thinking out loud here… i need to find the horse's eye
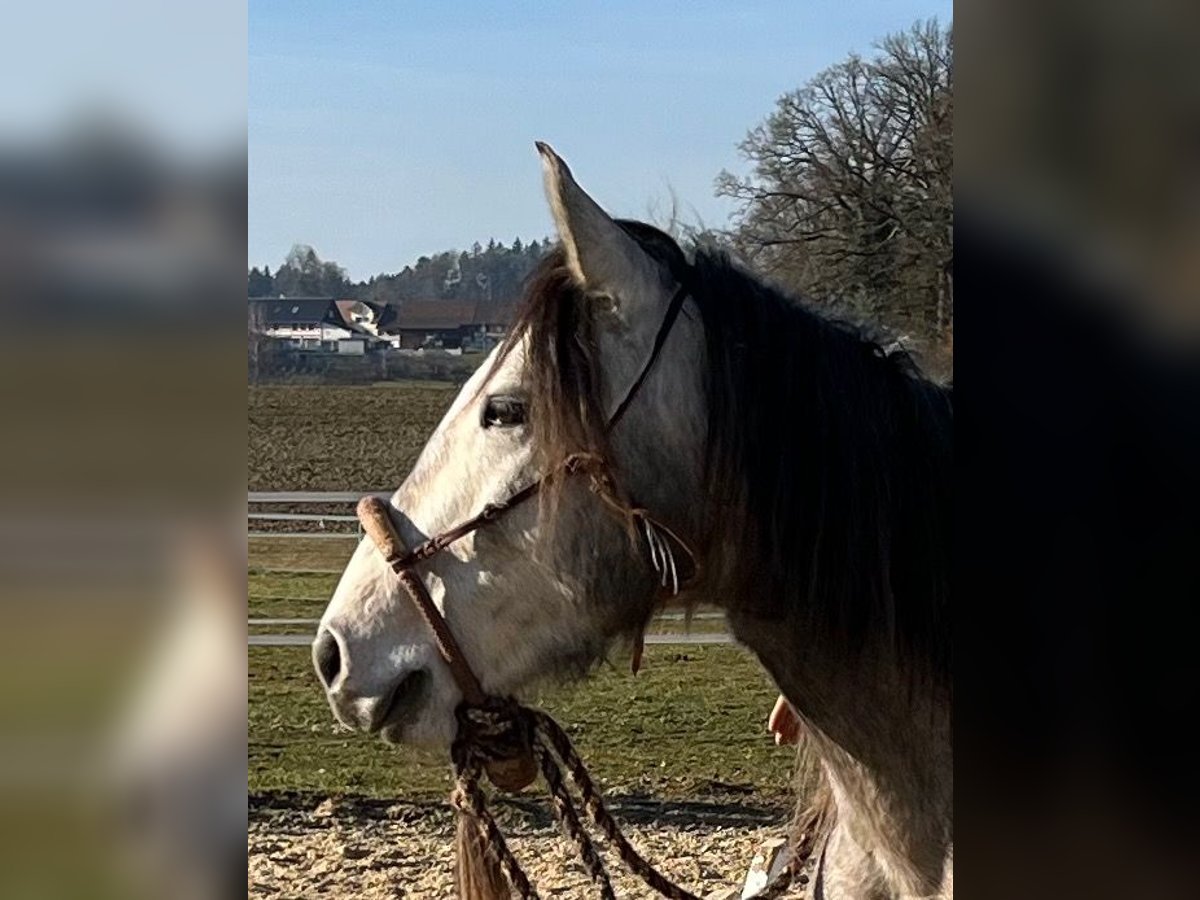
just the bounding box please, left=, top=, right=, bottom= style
left=482, top=395, right=526, bottom=428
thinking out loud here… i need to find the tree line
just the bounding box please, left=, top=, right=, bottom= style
left=251, top=19, right=951, bottom=368
left=248, top=237, right=552, bottom=308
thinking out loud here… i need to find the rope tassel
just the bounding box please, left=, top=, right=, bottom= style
left=641, top=516, right=681, bottom=595
left=454, top=803, right=516, bottom=900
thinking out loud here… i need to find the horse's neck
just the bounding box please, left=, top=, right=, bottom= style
left=730, top=610, right=952, bottom=898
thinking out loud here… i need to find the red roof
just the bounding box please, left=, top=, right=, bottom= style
left=386, top=300, right=478, bottom=331
left=376, top=297, right=519, bottom=333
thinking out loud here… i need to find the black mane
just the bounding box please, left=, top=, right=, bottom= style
left=508, top=222, right=952, bottom=683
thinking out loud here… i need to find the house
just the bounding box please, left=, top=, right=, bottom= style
left=249, top=297, right=387, bottom=352
left=375, top=297, right=519, bottom=351
left=472, top=295, right=518, bottom=349
left=334, top=299, right=381, bottom=331
left=376, top=300, right=482, bottom=350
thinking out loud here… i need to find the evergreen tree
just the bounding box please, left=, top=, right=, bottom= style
left=247, top=265, right=274, bottom=297
left=258, top=237, right=546, bottom=308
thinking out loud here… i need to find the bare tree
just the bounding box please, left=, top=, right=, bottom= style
left=718, top=20, right=952, bottom=352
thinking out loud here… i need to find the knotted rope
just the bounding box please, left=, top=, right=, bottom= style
left=448, top=697, right=802, bottom=900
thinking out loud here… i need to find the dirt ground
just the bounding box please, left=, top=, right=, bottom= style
left=249, top=794, right=804, bottom=899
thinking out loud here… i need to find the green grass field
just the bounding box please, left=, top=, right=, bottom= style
left=250, top=644, right=794, bottom=806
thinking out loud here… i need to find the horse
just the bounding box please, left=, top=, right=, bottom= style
left=314, top=143, right=953, bottom=899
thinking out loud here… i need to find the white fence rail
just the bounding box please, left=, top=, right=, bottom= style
left=247, top=491, right=733, bottom=646
left=248, top=512, right=360, bottom=522
left=251, top=632, right=734, bottom=647
left=247, top=491, right=389, bottom=543
left=248, top=491, right=389, bottom=503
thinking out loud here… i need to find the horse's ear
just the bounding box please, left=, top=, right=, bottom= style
left=536, top=142, right=656, bottom=291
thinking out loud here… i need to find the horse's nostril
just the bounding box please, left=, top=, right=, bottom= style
left=313, top=628, right=342, bottom=689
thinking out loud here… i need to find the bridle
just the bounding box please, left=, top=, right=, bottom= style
left=354, top=275, right=807, bottom=899
left=357, top=275, right=696, bottom=715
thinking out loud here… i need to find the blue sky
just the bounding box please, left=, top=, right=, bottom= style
left=250, top=1, right=951, bottom=281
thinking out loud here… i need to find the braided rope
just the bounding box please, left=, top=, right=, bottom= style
left=450, top=747, right=539, bottom=899
left=450, top=701, right=800, bottom=900
left=532, top=711, right=703, bottom=900
left=532, top=739, right=617, bottom=900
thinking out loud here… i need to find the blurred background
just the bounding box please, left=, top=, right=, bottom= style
left=957, top=3, right=1200, bottom=899
left=0, top=1, right=246, bottom=898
